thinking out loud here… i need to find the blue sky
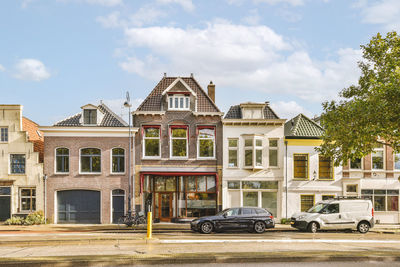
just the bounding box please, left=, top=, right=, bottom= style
left=0, top=0, right=398, bottom=125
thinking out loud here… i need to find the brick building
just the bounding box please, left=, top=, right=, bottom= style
left=133, top=75, right=223, bottom=222
left=40, top=102, right=137, bottom=224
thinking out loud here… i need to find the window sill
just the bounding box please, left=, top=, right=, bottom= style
left=293, top=178, right=309, bottom=181
left=169, top=157, right=189, bottom=160
left=54, top=172, right=69, bottom=175
left=197, top=157, right=216, bottom=160
left=317, top=179, right=334, bottom=181
left=8, top=173, right=26, bottom=176
left=110, top=172, right=125, bottom=175
left=226, top=166, right=239, bottom=169
left=142, top=157, right=161, bottom=160
left=78, top=172, right=102, bottom=175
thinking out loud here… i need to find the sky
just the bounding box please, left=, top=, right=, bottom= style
left=0, top=0, right=399, bottom=125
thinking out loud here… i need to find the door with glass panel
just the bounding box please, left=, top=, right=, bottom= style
left=159, top=193, right=173, bottom=221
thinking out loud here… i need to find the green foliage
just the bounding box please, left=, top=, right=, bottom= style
left=318, top=31, right=400, bottom=165
left=4, top=216, right=24, bottom=225
left=280, top=218, right=291, bottom=224
left=4, top=211, right=46, bottom=225
left=24, top=210, right=46, bottom=225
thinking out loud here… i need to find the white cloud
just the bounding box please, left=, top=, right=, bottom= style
left=156, top=0, right=194, bottom=11
left=270, top=100, right=313, bottom=119
left=97, top=7, right=166, bottom=28
left=357, top=0, right=400, bottom=31
left=13, top=59, right=51, bottom=82
left=97, top=11, right=123, bottom=28
left=101, top=98, right=143, bottom=122
left=119, top=22, right=361, bottom=103
left=241, top=9, right=261, bottom=25
left=255, top=0, right=304, bottom=6
left=0, top=64, right=5, bottom=72
left=57, top=0, right=122, bottom=7
left=21, top=0, right=35, bottom=8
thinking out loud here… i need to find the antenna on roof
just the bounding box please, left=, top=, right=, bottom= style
left=164, top=72, right=167, bottom=77
left=190, top=73, right=193, bottom=78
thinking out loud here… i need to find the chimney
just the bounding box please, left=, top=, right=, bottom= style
left=207, top=81, right=215, bottom=103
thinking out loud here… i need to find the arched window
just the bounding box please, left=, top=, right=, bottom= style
left=112, top=148, right=125, bottom=173
left=56, top=148, right=69, bottom=173
left=80, top=148, right=101, bottom=173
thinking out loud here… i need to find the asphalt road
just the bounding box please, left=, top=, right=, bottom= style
left=0, top=229, right=399, bottom=266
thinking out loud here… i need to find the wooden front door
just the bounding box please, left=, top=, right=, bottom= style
left=159, top=193, right=173, bottom=221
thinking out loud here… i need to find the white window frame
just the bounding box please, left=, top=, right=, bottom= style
left=243, top=136, right=263, bottom=169
left=227, top=138, right=239, bottom=168
left=349, top=157, right=363, bottom=170
left=168, top=94, right=190, bottom=110
left=79, top=147, right=102, bottom=174
left=372, top=145, right=385, bottom=170
left=19, top=187, right=36, bottom=213
left=83, top=109, right=97, bottom=125
left=197, top=127, right=216, bottom=160
left=110, top=147, right=125, bottom=174
left=0, top=127, right=8, bottom=143
left=254, top=138, right=263, bottom=168
left=394, top=152, right=400, bottom=170
left=244, top=138, right=254, bottom=168
left=55, top=147, right=69, bottom=174
left=142, top=126, right=161, bottom=159
left=170, top=127, right=188, bottom=159
left=268, top=139, right=278, bottom=168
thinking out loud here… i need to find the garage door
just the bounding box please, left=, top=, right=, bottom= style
left=57, top=190, right=100, bottom=224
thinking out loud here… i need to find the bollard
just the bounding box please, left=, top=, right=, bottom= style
left=147, top=211, right=152, bottom=239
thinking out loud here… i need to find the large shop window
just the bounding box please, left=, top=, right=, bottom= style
left=20, top=188, right=36, bottom=212
left=372, top=144, right=384, bottom=170
left=80, top=148, right=101, bottom=173
left=244, top=138, right=263, bottom=168
left=300, top=195, right=315, bottom=212
left=170, top=127, right=188, bottom=158
left=10, top=154, right=25, bottom=174
left=56, top=148, right=69, bottom=173
left=111, top=148, right=125, bottom=173
left=197, top=127, right=215, bottom=159
left=227, top=180, right=278, bottom=216
left=143, top=126, right=160, bottom=158
left=362, top=189, right=399, bottom=212
left=0, top=127, right=8, bottom=142
left=319, top=155, right=333, bottom=180
left=294, top=154, right=308, bottom=179
left=228, top=139, right=238, bottom=167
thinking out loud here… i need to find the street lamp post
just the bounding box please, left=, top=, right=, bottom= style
left=124, top=92, right=133, bottom=219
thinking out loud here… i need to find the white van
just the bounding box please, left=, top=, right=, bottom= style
left=290, top=199, right=374, bottom=233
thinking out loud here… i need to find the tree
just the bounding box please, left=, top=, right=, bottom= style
left=318, top=31, right=400, bottom=166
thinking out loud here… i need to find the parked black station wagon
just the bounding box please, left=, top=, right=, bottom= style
left=190, top=207, right=275, bottom=234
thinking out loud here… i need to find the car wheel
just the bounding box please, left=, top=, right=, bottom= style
left=254, top=221, right=266, bottom=233
left=357, top=222, right=370, bottom=234
left=200, top=222, right=213, bottom=234
left=308, top=222, right=318, bottom=233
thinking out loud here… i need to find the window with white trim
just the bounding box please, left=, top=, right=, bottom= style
left=56, top=148, right=69, bottom=173
left=255, top=139, right=263, bottom=167
left=80, top=148, right=101, bottom=173
left=168, top=94, right=190, bottom=110
left=197, top=127, right=215, bottom=158
left=372, top=144, right=384, bottom=170
left=112, top=148, right=125, bottom=173
left=0, top=127, right=8, bottom=142
left=268, top=139, right=278, bottom=167
left=143, top=127, right=161, bottom=158
left=20, top=188, right=36, bottom=212
left=244, top=137, right=263, bottom=168
left=228, top=139, right=238, bottom=167
left=170, top=127, right=188, bottom=158
left=394, top=153, right=400, bottom=170
left=83, top=109, right=97, bottom=125
left=244, top=139, right=253, bottom=167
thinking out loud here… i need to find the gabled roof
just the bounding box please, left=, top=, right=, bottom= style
left=136, top=77, right=220, bottom=112
left=224, top=103, right=280, bottom=119
left=284, top=113, right=324, bottom=138
left=54, top=103, right=127, bottom=127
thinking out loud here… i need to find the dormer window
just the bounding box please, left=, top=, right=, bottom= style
left=83, top=109, right=97, bottom=125
left=168, top=94, right=190, bottom=110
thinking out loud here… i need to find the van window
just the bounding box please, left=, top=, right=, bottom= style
left=324, top=204, right=339, bottom=214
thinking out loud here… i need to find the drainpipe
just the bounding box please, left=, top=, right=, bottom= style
left=43, top=174, right=47, bottom=223
left=285, top=140, right=288, bottom=219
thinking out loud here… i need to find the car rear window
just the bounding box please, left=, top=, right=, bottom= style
left=256, top=208, right=269, bottom=215
left=242, top=208, right=256, bottom=215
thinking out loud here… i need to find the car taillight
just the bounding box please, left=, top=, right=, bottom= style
left=372, top=208, right=374, bottom=217
left=270, top=215, right=274, bottom=219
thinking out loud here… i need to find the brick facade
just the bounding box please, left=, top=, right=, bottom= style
left=44, top=136, right=130, bottom=224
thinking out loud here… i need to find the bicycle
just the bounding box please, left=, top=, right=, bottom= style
left=117, top=211, right=147, bottom=227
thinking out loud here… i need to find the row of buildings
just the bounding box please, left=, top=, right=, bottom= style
left=1, top=75, right=399, bottom=224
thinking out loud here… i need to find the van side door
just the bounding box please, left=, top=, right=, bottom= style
left=319, top=204, right=344, bottom=229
